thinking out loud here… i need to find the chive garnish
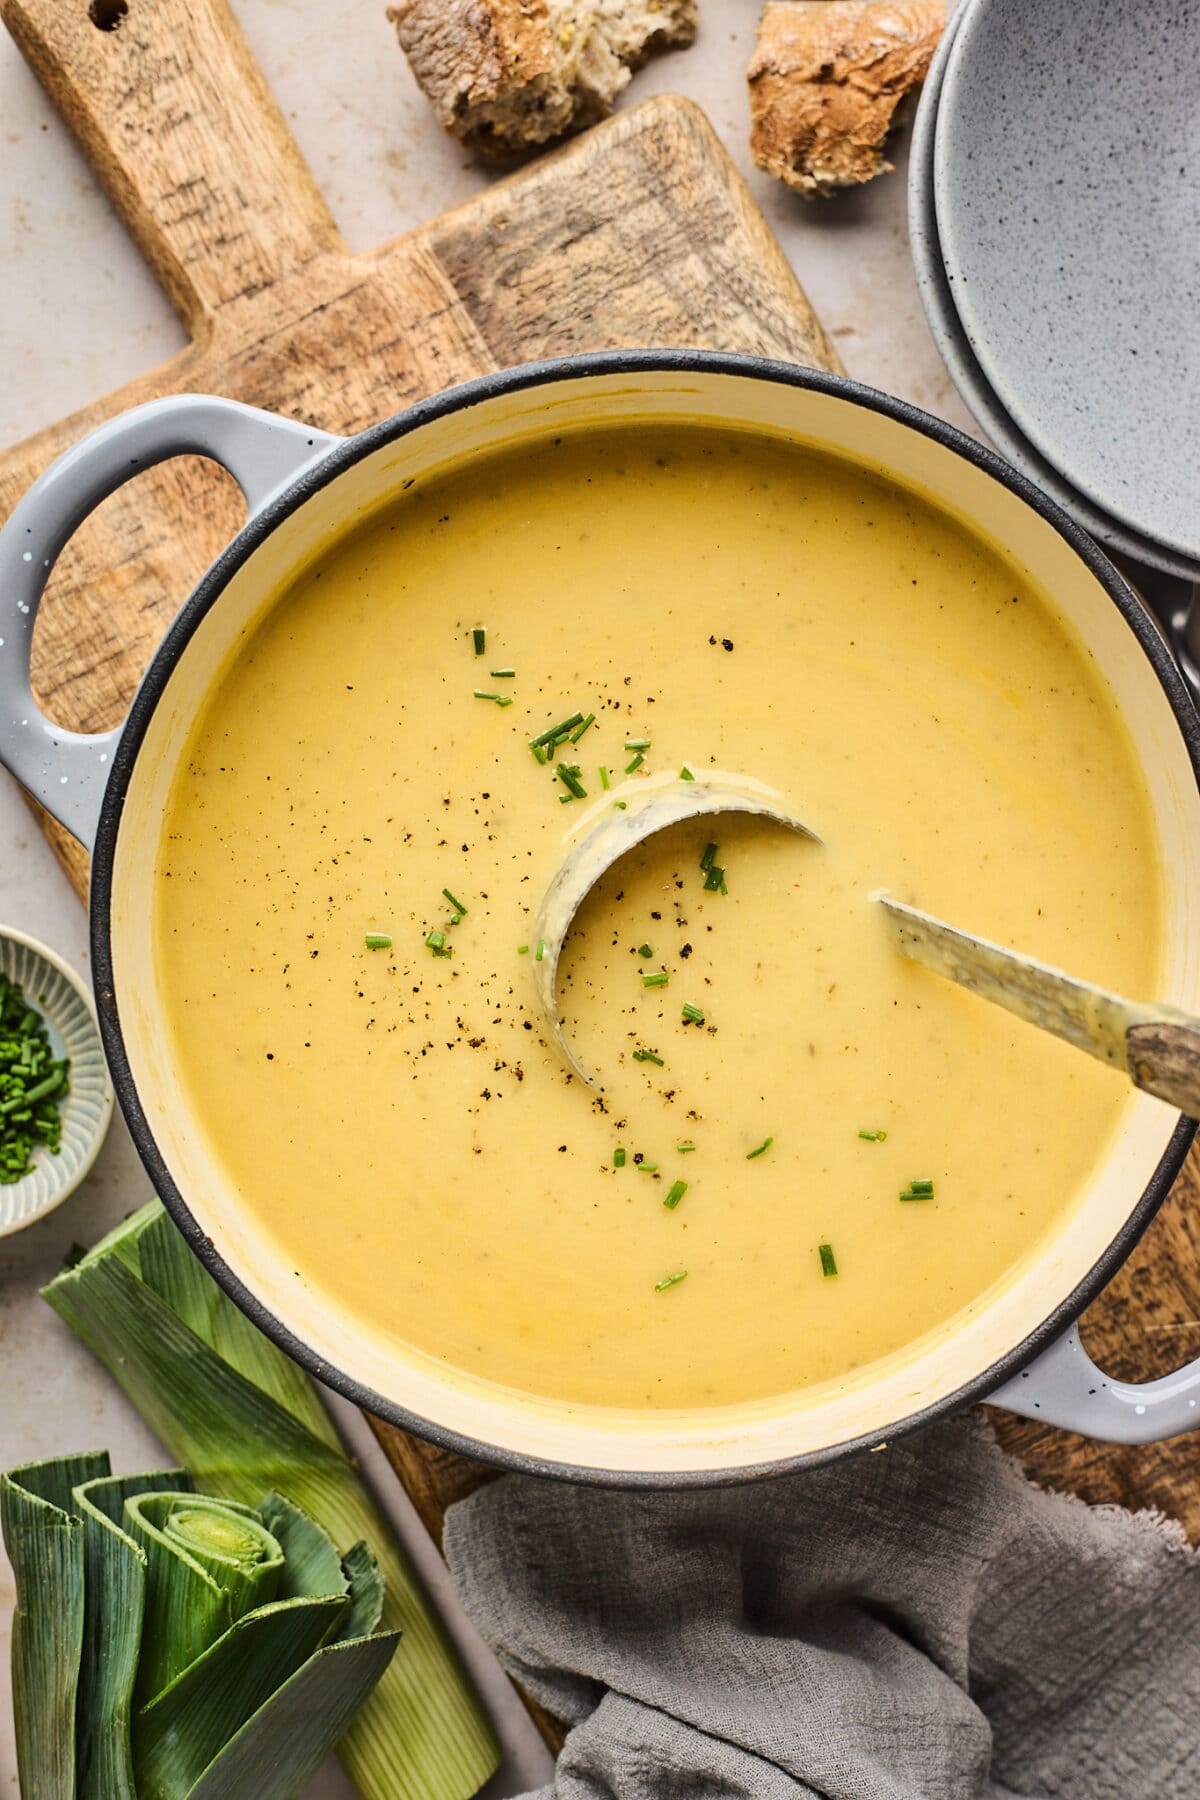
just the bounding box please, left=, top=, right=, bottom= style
left=676, top=1140, right=697, bottom=1153
left=472, top=627, right=486, bottom=655
left=633, top=1049, right=664, bottom=1066
left=364, top=932, right=392, bottom=951
left=614, top=1147, right=626, bottom=1168
left=530, top=713, right=584, bottom=749
left=625, top=739, right=651, bottom=752
left=557, top=764, right=587, bottom=799
left=531, top=743, right=548, bottom=765
left=681, top=1002, right=704, bottom=1025
left=624, top=751, right=645, bottom=774
left=703, top=864, right=726, bottom=893
left=639, top=1162, right=659, bottom=1174
left=641, top=971, right=669, bottom=989
left=424, top=930, right=451, bottom=958
left=679, top=765, right=695, bottom=780
left=442, top=888, right=467, bottom=916
left=473, top=690, right=512, bottom=706
left=490, top=668, right=516, bottom=679
left=599, top=766, right=611, bottom=790
left=664, top=1179, right=688, bottom=1210
left=517, top=944, right=529, bottom=955
left=819, top=1243, right=838, bottom=1278
left=700, top=843, right=718, bottom=873
left=746, top=1136, right=773, bottom=1160
left=570, top=713, right=596, bottom=744
left=613, top=800, right=628, bottom=810
left=535, top=940, right=547, bottom=962
left=900, top=1177, right=935, bottom=1201
left=638, top=943, right=654, bottom=958
left=654, top=1271, right=688, bottom=1292
left=858, top=1128, right=888, bottom=1141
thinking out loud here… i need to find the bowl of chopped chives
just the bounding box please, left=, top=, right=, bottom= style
left=0, top=927, right=113, bottom=1235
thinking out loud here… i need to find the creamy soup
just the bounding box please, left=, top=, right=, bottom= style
left=155, top=423, right=1161, bottom=1410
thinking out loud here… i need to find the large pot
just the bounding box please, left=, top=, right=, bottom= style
left=4, top=352, right=1200, bottom=1483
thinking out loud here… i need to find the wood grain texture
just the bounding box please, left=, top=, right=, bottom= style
left=3, top=0, right=1200, bottom=1568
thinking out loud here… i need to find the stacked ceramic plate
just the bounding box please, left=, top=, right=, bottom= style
left=910, top=0, right=1200, bottom=584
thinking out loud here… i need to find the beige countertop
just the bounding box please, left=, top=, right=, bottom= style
left=0, top=4, right=974, bottom=1793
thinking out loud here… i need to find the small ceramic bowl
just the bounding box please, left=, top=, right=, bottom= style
left=0, top=926, right=114, bottom=1236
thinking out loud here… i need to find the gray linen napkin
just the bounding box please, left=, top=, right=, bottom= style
left=444, top=1413, right=1200, bottom=1799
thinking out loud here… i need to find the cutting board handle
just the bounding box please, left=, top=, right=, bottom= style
left=2, top=0, right=346, bottom=335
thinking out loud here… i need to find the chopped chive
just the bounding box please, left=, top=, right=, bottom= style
left=700, top=842, right=718, bottom=873
left=517, top=944, right=529, bottom=955
left=472, top=627, right=486, bottom=656
left=654, top=1271, right=688, bottom=1293
left=676, top=1140, right=697, bottom=1153
left=681, top=1002, right=705, bottom=1025
left=639, top=1162, right=659, bottom=1174
left=703, top=864, right=726, bottom=893
left=858, top=1129, right=879, bottom=1141
left=818, top=1243, right=838, bottom=1278
left=613, top=801, right=628, bottom=810
left=637, top=943, right=654, bottom=958
left=557, top=763, right=587, bottom=799
left=490, top=668, right=516, bottom=679
left=474, top=690, right=512, bottom=706
left=624, top=751, right=645, bottom=774
left=442, top=888, right=468, bottom=916
left=364, top=932, right=392, bottom=951
left=599, top=766, right=611, bottom=790
left=679, top=765, right=695, bottom=780
left=633, top=1049, right=664, bottom=1066
left=663, top=1179, right=688, bottom=1210
left=625, top=738, right=651, bottom=752
left=614, top=1147, right=627, bottom=1168
left=531, top=743, right=548, bottom=764
left=424, top=930, right=451, bottom=958
left=535, top=940, right=547, bottom=962
left=746, top=1136, right=774, bottom=1160
left=530, top=713, right=584, bottom=748
left=569, top=713, right=596, bottom=744
left=641, top=971, right=669, bottom=989
left=910, top=1177, right=934, bottom=1193
left=559, top=794, right=575, bottom=804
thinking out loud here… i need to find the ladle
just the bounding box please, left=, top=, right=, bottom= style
left=530, top=776, right=1200, bottom=1116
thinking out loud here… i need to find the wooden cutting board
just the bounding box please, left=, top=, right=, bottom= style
left=3, top=0, right=1199, bottom=1570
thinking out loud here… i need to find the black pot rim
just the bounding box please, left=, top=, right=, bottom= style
left=89, top=349, right=1200, bottom=1489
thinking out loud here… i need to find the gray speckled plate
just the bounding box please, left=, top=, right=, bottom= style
left=0, top=927, right=113, bottom=1236
left=933, top=0, right=1200, bottom=564
left=909, top=5, right=1200, bottom=582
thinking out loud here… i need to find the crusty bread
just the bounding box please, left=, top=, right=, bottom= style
left=748, top=1, right=945, bottom=198
left=388, top=0, right=698, bottom=155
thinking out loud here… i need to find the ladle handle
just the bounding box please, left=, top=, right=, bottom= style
left=990, top=1325, right=1200, bottom=1444
left=0, top=395, right=341, bottom=851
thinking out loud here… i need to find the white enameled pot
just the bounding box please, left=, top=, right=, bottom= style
left=4, top=354, right=1200, bottom=1483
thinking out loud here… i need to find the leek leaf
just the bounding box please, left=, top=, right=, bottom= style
left=1, top=1454, right=104, bottom=1800
left=134, top=1595, right=348, bottom=1799
left=73, top=1469, right=189, bottom=1800
left=44, top=1202, right=502, bottom=1800
left=186, top=1629, right=400, bottom=1800
left=124, top=1493, right=284, bottom=1704
left=258, top=1489, right=348, bottom=1607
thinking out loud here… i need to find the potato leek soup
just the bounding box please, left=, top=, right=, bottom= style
left=155, top=423, right=1161, bottom=1412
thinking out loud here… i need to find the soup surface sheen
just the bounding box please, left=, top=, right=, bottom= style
left=156, top=423, right=1161, bottom=1411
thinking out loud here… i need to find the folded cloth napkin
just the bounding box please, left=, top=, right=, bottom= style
left=444, top=1413, right=1200, bottom=1799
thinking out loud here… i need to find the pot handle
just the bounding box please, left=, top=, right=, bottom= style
left=989, top=1323, right=1200, bottom=1443
left=0, top=395, right=343, bottom=852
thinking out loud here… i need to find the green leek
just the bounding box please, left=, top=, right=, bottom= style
left=1, top=1454, right=397, bottom=1800
left=41, top=1203, right=500, bottom=1800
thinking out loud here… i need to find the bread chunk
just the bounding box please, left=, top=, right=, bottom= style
left=388, top=0, right=698, bottom=155
left=748, top=1, right=945, bottom=198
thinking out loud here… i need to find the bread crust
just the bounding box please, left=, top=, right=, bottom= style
left=748, top=0, right=946, bottom=198
left=388, top=0, right=698, bottom=155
